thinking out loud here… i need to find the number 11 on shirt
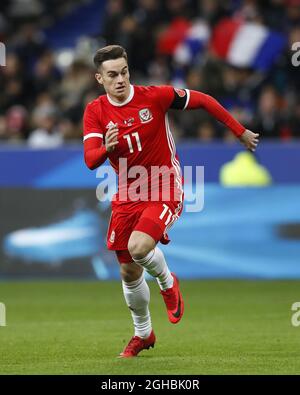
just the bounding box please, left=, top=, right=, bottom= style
left=123, top=131, right=142, bottom=153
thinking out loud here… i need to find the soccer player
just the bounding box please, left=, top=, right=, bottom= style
left=83, top=45, right=259, bottom=358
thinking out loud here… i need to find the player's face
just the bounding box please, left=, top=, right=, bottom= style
left=95, top=58, right=130, bottom=103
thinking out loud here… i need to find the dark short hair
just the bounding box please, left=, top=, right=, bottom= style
left=93, top=45, right=128, bottom=71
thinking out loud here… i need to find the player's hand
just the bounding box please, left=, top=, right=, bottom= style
left=239, top=129, right=260, bottom=152
left=105, top=125, right=119, bottom=152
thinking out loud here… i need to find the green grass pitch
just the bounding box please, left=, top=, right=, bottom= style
left=0, top=280, right=299, bottom=374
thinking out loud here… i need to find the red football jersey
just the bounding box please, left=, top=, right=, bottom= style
left=83, top=85, right=183, bottom=208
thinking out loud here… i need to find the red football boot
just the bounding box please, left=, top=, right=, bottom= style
left=119, top=330, right=156, bottom=358
left=160, top=273, right=184, bottom=324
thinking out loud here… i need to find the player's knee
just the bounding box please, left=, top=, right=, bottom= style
left=120, top=263, right=143, bottom=283
left=127, top=240, right=150, bottom=260
left=128, top=232, right=155, bottom=260
left=120, top=267, right=134, bottom=283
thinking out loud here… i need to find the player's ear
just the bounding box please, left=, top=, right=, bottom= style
left=95, top=73, right=103, bottom=85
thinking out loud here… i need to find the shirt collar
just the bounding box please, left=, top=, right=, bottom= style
left=107, top=84, right=134, bottom=107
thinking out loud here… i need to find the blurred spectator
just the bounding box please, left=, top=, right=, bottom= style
left=284, top=95, right=300, bottom=139
left=197, top=0, right=227, bottom=26
left=286, top=0, right=300, bottom=27
left=162, top=0, right=193, bottom=21
left=102, top=0, right=127, bottom=45
left=58, top=118, right=81, bottom=142
left=130, top=0, right=164, bottom=75
left=6, top=105, right=29, bottom=141
left=0, top=116, right=6, bottom=140
left=28, top=103, right=62, bottom=148
left=196, top=121, right=216, bottom=141
left=13, top=22, right=48, bottom=74
left=0, top=0, right=299, bottom=146
left=7, top=0, right=43, bottom=21
left=58, top=60, right=94, bottom=113
left=0, top=53, right=29, bottom=111
left=252, top=85, right=284, bottom=138
left=33, top=51, right=61, bottom=95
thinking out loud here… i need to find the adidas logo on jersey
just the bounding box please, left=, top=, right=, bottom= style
left=106, top=121, right=117, bottom=129
left=124, top=117, right=134, bottom=126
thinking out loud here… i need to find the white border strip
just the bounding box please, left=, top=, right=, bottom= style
left=83, top=133, right=103, bottom=141
left=183, top=89, right=190, bottom=110
left=164, top=114, right=184, bottom=234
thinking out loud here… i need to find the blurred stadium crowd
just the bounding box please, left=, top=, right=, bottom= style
left=0, top=0, right=299, bottom=147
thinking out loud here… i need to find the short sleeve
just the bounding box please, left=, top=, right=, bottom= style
left=151, top=85, right=175, bottom=112
left=83, top=102, right=103, bottom=140
left=83, top=101, right=107, bottom=169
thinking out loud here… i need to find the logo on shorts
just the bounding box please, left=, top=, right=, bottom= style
left=109, top=230, right=115, bottom=243
left=139, top=108, right=153, bottom=123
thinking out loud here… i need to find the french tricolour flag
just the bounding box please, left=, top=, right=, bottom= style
left=172, top=20, right=210, bottom=85
left=174, top=20, right=210, bottom=66
left=211, top=18, right=287, bottom=72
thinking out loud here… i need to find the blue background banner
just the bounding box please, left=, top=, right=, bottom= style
left=0, top=142, right=299, bottom=279
left=163, top=184, right=300, bottom=279
left=1, top=141, right=300, bottom=187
